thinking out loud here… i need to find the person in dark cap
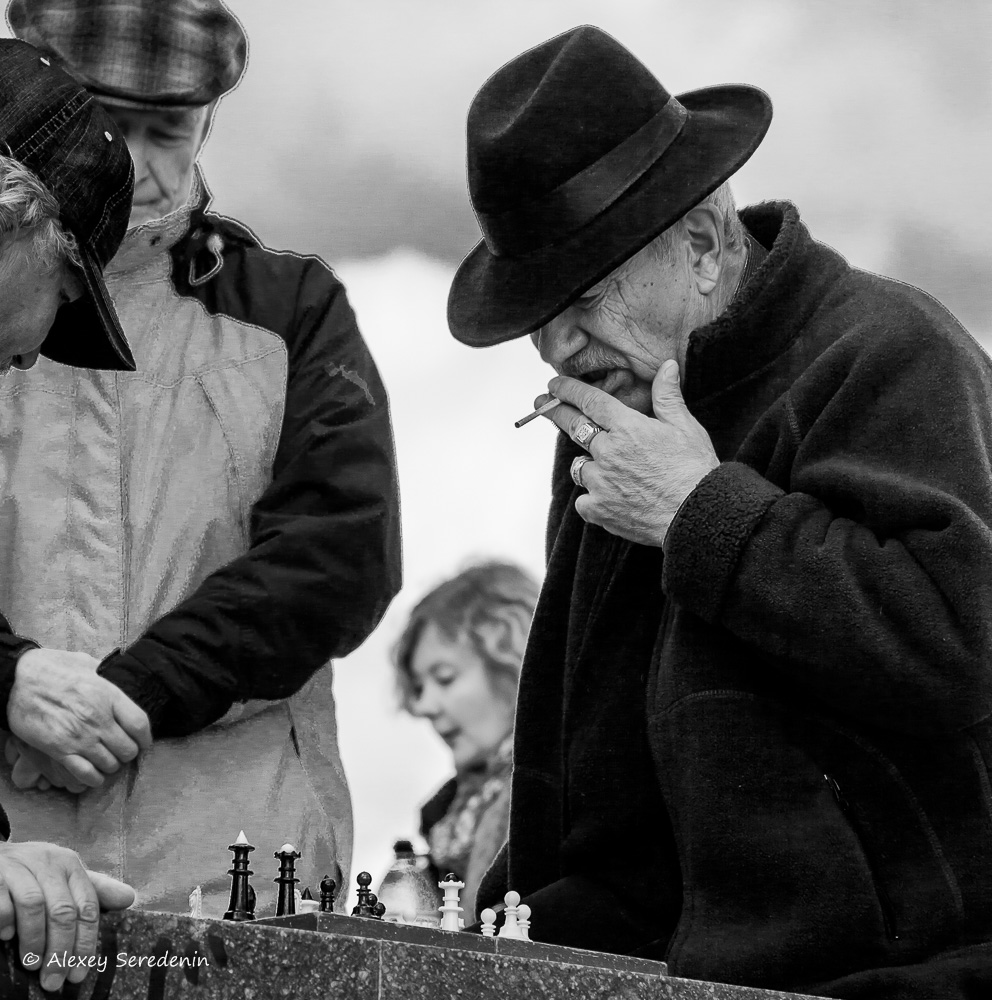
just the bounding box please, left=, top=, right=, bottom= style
left=0, top=35, right=140, bottom=994
left=451, top=25, right=992, bottom=1000
left=0, top=0, right=401, bottom=917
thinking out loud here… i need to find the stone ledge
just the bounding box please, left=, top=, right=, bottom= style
left=0, top=908, right=828, bottom=999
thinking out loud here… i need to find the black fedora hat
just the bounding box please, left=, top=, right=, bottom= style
left=448, top=25, right=772, bottom=347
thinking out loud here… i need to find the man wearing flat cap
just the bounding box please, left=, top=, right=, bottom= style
left=451, top=25, right=992, bottom=1000
left=0, top=36, right=143, bottom=991
left=0, top=0, right=402, bottom=916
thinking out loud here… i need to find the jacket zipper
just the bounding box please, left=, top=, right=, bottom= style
left=824, top=773, right=898, bottom=940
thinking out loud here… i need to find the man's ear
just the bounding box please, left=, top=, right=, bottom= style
left=683, top=205, right=723, bottom=296
left=195, top=100, right=219, bottom=158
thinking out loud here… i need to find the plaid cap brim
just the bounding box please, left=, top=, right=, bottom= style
left=85, top=90, right=204, bottom=112
left=40, top=244, right=135, bottom=371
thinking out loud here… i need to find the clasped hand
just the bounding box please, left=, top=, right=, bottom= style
left=540, top=361, right=719, bottom=546
left=4, top=648, right=151, bottom=792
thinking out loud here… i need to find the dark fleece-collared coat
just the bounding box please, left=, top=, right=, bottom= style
left=479, top=202, right=992, bottom=1000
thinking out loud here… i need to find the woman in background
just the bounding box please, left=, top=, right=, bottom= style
left=392, top=561, right=540, bottom=917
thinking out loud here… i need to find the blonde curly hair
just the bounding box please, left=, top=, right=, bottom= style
left=393, top=561, right=541, bottom=712
left=0, top=154, right=80, bottom=273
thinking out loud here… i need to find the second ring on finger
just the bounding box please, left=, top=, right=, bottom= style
left=570, top=455, right=593, bottom=488
left=573, top=420, right=604, bottom=449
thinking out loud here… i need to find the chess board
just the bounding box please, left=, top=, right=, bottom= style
left=0, top=908, right=830, bottom=999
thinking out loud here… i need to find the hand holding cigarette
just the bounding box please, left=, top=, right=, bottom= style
left=514, top=397, right=561, bottom=428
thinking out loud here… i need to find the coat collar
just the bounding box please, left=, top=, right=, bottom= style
left=681, top=201, right=847, bottom=407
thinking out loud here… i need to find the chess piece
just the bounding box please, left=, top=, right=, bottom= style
left=498, top=890, right=522, bottom=939
left=319, top=875, right=337, bottom=912
left=480, top=907, right=497, bottom=938
left=223, top=831, right=256, bottom=922
left=274, top=844, right=302, bottom=917
left=246, top=884, right=257, bottom=919
left=188, top=885, right=203, bottom=919
left=352, top=872, right=375, bottom=917
left=298, top=886, right=320, bottom=914
left=377, top=839, right=442, bottom=925
left=438, top=872, right=465, bottom=932
left=517, top=903, right=532, bottom=941
left=367, top=892, right=384, bottom=920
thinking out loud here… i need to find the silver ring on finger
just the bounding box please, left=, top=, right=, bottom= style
left=573, top=421, right=604, bottom=448
left=570, top=455, right=592, bottom=488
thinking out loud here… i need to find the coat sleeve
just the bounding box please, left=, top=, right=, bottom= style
left=0, top=613, right=39, bottom=731
left=663, top=311, right=992, bottom=736
left=98, top=273, right=402, bottom=738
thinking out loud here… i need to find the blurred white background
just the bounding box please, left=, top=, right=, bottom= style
left=7, top=0, right=990, bottom=906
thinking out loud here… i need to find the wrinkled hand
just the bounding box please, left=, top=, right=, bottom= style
left=8, top=649, right=152, bottom=789
left=3, top=736, right=87, bottom=794
left=0, top=841, right=134, bottom=992
left=543, top=361, right=719, bottom=546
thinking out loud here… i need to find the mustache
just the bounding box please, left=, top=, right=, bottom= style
left=557, top=352, right=627, bottom=378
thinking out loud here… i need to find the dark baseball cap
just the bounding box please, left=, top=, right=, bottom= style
left=0, top=37, right=135, bottom=370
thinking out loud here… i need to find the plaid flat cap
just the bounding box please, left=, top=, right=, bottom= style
left=7, top=0, right=247, bottom=108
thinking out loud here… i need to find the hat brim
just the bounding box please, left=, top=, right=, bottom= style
left=90, top=91, right=209, bottom=113
left=39, top=243, right=136, bottom=371
left=448, top=85, right=773, bottom=347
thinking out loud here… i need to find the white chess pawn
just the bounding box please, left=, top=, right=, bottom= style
left=498, top=890, right=522, bottom=939
left=438, top=873, right=465, bottom=932
left=516, top=903, right=531, bottom=941
left=480, top=907, right=497, bottom=938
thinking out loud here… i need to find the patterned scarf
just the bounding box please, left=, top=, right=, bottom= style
left=428, top=734, right=514, bottom=879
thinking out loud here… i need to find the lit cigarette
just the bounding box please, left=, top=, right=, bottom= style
left=514, top=397, right=561, bottom=428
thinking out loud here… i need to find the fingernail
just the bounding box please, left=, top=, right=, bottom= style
left=663, top=360, right=679, bottom=380
left=41, top=973, right=63, bottom=992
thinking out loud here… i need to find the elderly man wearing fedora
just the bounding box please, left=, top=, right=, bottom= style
left=451, top=25, right=992, bottom=1000
left=0, top=0, right=402, bottom=917
left=0, top=36, right=143, bottom=991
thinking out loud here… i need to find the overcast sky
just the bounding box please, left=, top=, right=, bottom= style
left=195, top=0, right=991, bottom=330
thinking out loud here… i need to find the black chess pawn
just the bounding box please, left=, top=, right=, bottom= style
left=352, top=871, right=375, bottom=917
left=274, top=844, right=302, bottom=917
left=319, top=875, right=337, bottom=913
left=223, top=831, right=256, bottom=922
left=371, top=900, right=386, bottom=919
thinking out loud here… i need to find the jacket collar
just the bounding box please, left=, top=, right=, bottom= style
left=681, top=201, right=847, bottom=407
left=104, top=167, right=210, bottom=278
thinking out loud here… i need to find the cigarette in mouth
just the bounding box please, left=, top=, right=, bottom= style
left=514, top=397, right=561, bottom=428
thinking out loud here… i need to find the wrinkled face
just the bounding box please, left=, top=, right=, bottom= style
left=0, top=236, right=83, bottom=374
left=530, top=238, right=699, bottom=414
left=407, top=622, right=516, bottom=771
left=99, top=105, right=209, bottom=226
